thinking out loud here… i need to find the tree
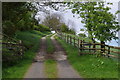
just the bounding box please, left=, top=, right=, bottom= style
left=71, top=2, right=120, bottom=52
left=42, top=14, right=63, bottom=32
left=2, top=2, right=38, bottom=36
left=60, top=24, right=75, bottom=34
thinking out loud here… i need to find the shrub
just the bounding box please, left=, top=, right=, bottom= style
left=34, top=24, right=50, bottom=32
left=3, top=21, right=16, bottom=36
left=78, top=33, right=86, bottom=38
left=38, top=24, right=50, bottom=32
left=60, top=24, right=75, bottom=34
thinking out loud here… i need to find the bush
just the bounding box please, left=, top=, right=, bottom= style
left=60, top=24, right=75, bottom=34
left=78, top=33, right=86, bottom=38
left=2, top=48, right=21, bottom=67
left=34, top=24, right=50, bottom=32
left=38, top=24, right=50, bottom=32
left=60, top=24, right=68, bottom=32
left=3, top=21, right=16, bottom=36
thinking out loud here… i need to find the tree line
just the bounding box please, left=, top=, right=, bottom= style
left=2, top=2, right=51, bottom=37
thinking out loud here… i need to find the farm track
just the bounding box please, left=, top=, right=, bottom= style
left=24, top=37, right=46, bottom=78
left=24, top=34, right=82, bottom=78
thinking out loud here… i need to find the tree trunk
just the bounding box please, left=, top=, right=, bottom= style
left=92, top=38, right=95, bottom=48
left=101, top=41, right=105, bottom=53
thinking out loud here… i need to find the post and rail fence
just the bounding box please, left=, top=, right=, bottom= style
left=1, top=34, right=26, bottom=57
left=57, top=32, right=120, bottom=58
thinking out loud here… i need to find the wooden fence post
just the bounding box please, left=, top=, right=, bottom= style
left=63, top=33, right=65, bottom=40
left=108, top=46, right=110, bottom=57
left=69, top=35, right=70, bottom=44
left=74, top=37, right=75, bottom=47
left=101, top=42, right=105, bottom=53
left=67, top=35, right=69, bottom=43
left=78, top=38, right=79, bottom=48
left=60, top=33, right=62, bottom=39
left=70, top=36, right=71, bottom=44
left=68, top=35, right=70, bottom=44
left=19, top=40, right=23, bottom=56
left=89, top=42, right=91, bottom=52
left=94, top=44, right=96, bottom=53
left=71, top=36, right=73, bottom=45
left=82, top=40, right=85, bottom=48
left=65, top=34, right=67, bottom=42
left=80, top=40, right=83, bottom=51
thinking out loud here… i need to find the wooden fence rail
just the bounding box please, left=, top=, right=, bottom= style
left=2, top=34, right=26, bottom=57
left=57, top=32, right=120, bottom=58
left=2, top=41, right=26, bottom=56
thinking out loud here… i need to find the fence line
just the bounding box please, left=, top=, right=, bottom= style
left=57, top=32, right=120, bottom=58
left=2, top=34, right=26, bottom=57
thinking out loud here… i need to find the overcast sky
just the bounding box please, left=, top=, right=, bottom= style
left=35, top=1, right=120, bottom=46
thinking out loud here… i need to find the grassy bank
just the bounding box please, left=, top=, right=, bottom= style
left=45, top=34, right=57, bottom=78
left=55, top=36, right=119, bottom=78
left=2, top=30, right=50, bottom=78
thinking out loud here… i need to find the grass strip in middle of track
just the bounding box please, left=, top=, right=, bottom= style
left=44, top=34, right=58, bottom=78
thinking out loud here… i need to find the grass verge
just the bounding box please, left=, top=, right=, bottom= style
left=55, top=36, right=119, bottom=78
left=44, top=59, right=57, bottom=78
left=2, top=30, right=50, bottom=78
left=45, top=34, right=57, bottom=78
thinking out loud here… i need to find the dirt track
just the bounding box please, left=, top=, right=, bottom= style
left=24, top=34, right=81, bottom=78
left=24, top=37, right=46, bottom=78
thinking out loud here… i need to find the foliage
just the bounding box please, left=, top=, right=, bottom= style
left=42, top=14, right=63, bottom=32
left=34, top=24, right=50, bottom=32
left=80, top=29, right=85, bottom=31
left=2, top=2, right=38, bottom=36
left=60, top=24, right=69, bottom=32
left=2, top=21, right=16, bottom=36
left=70, top=2, right=120, bottom=43
left=78, top=33, right=86, bottom=38
left=39, top=24, right=50, bottom=32
left=60, top=24, right=75, bottom=34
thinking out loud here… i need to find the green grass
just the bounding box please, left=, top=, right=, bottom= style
left=55, top=36, right=119, bottom=78
left=46, top=34, right=55, bottom=54
left=2, top=30, right=51, bottom=78
left=45, top=34, right=57, bottom=78
left=44, top=59, right=57, bottom=78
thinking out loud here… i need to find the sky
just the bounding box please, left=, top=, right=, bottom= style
left=35, top=0, right=120, bottom=46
